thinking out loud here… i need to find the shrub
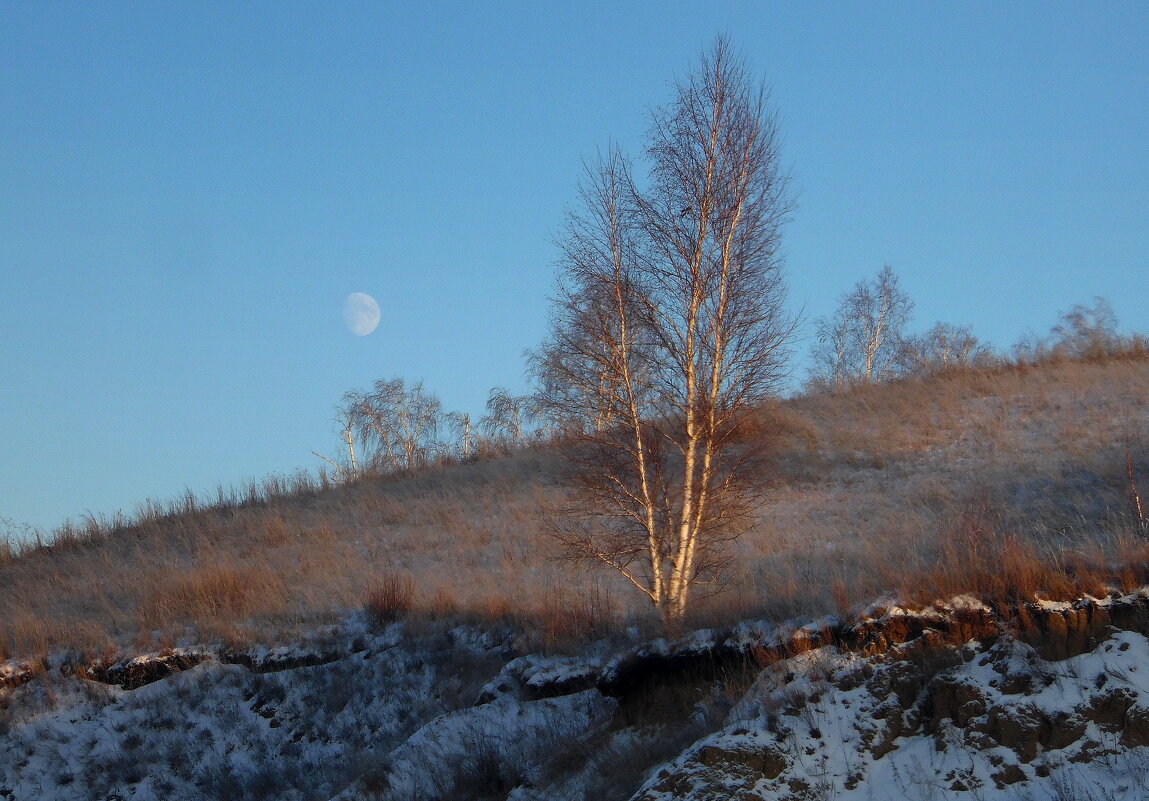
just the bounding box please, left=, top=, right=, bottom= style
left=539, top=582, right=617, bottom=652
left=364, top=573, right=416, bottom=625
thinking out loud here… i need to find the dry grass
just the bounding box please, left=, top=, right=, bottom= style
left=2, top=353, right=1148, bottom=659
left=363, top=572, right=416, bottom=625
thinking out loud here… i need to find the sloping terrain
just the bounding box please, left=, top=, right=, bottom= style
left=3, top=355, right=1149, bottom=799
left=6, top=592, right=1149, bottom=799
left=3, top=356, right=1148, bottom=660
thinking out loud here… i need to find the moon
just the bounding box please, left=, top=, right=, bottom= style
left=343, top=292, right=381, bottom=336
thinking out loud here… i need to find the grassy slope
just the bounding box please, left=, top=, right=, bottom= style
left=3, top=355, right=1148, bottom=659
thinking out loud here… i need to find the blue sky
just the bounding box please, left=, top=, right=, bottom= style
left=2, top=3, right=1147, bottom=535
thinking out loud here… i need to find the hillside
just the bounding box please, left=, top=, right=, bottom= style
left=3, top=355, right=1148, bottom=659
left=2, top=354, right=1149, bottom=799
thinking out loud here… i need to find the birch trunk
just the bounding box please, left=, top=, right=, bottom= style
left=536, top=37, right=793, bottom=628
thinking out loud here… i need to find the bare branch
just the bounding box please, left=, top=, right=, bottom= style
left=533, top=36, right=793, bottom=626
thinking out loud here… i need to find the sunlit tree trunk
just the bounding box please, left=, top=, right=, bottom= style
left=535, top=37, right=794, bottom=627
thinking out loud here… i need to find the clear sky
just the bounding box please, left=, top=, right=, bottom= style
left=2, top=2, right=1147, bottom=536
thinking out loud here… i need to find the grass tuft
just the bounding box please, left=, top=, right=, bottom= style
left=363, top=573, right=416, bottom=625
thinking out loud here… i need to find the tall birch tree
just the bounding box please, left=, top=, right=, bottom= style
left=534, top=37, right=794, bottom=626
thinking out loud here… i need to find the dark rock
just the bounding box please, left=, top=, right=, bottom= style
left=994, top=670, right=1033, bottom=695
left=219, top=649, right=345, bottom=674
left=981, top=705, right=1044, bottom=762
left=992, top=763, right=1027, bottom=787
left=871, top=713, right=906, bottom=759
left=1122, top=703, right=1149, bottom=747
left=886, top=662, right=926, bottom=707
left=1024, top=601, right=1115, bottom=661
left=78, top=651, right=207, bottom=690
left=1084, top=687, right=1136, bottom=731
left=1043, top=712, right=1086, bottom=750
left=697, top=745, right=787, bottom=780
left=929, top=677, right=987, bottom=728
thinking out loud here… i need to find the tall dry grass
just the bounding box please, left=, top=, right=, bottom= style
left=2, top=353, right=1148, bottom=660
left=690, top=352, right=1149, bottom=622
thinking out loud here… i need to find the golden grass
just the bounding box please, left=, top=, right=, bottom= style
left=363, top=572, right=416, bottom=625
left=1, top=353, right=1148, bottom=659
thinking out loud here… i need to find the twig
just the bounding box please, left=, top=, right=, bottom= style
left=1128, top=448, right=1146, bottom=535
left=311, top=451, right=350, bottom=480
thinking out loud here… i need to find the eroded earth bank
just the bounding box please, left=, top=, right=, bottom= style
left=5, top=592, right=1149, bottom=800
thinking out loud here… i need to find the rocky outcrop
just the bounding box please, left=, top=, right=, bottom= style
left=7, top=591, right=1149, bottom=801
left=12, top=591, right=1146, bottom=699
left=597, top=593, right=1149, bottom=732
left=74, top=650, right=209, bottom=690
left=629, top=595, right=1149, bottom=801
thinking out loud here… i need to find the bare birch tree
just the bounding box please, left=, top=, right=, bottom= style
left=811, top=264, right=913, bottom=389
left=534, top=37, right=794, bottom=626
left=479, top=387, right=534, bottom=449
left=342, top=378, right=443, bottom=472
left=897, top=321, right=991, bottom=375
left=445, top=411, right=475, bottom=459
left=312, top=404, right=361, bottom=480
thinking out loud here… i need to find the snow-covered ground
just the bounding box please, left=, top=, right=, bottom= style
left=634, top=631, right=1149, bottom=800
left=6, top=593, right=1149, bottom=800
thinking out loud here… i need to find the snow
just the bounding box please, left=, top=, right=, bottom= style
left=940, top=594, right=992, bottom=612
left=480, top=653, right=604, bottom=702
left=7, top=591, right=1149, bottom=799
left=0, top=621, right=511, bottom=800
left=633, top=626, right=1149, bottom=801
left=335, top=690, right=616, bottom=800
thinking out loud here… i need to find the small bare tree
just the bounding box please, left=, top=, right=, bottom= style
left=312, top=403, right=361, bottom=480
left=1051, top=297, right=1120, bottom=360
left=812, top=264, right=913, bottom=389
left=445, top=411, right=475, bottom=459
left=342, top=378, right=443, bottom=472
left=1014, top=297, right=1133, bottom=364
left=534, top=37, right=794, bottom=626
left=897, top=322, right=991, bottom=375
left=479, top=387, right=534, bottom=449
